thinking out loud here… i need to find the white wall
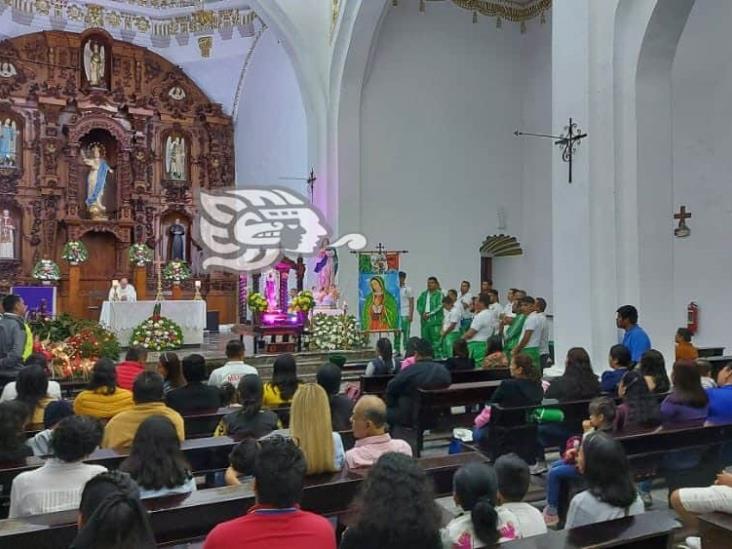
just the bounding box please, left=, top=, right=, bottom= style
left=358, top=3, right=535, bottom=303
left=671, top=0, right=732, bottom=350
left=235, top=29, right=308, bottom=194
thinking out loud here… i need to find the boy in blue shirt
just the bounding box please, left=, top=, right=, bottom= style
left=616, top=305, right=651, bottom=364
left=600, top=344, right=632, bottom=394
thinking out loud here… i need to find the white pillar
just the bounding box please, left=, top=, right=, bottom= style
left=551, top=1, right=620, bottom=371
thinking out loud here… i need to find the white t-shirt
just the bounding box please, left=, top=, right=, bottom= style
left=441, top=507, right=522, bottom=547
left=207, top=361, right=259, bottom=387
left=520, top=312, right=543, bottom=349
left=499, top=502, right=547, bottom=538
left=502, top=301, right=516, bottom=336
left=489, top=302, right=502, bottom=334
left=9, top=459, right=107, bottom=518
left=0, top=381, right=62, bottom=402
left=399, top=285, right=413, bottom=316
left=467, top=309, right=495, bottom=342
left=536, top=312, right=550, bottom=354
left=458, top=292, right=474, bottom=320
left=442, top=306, right=462, bottom=332
left=565, top=491, right=645, bottom=529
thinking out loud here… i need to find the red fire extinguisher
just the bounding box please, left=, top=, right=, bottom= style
left=687, top=302, right=699, bottom=335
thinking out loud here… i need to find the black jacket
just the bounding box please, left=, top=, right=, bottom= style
left=166, top=382, right=221, bottom=435
left=385, top=360, right=451, bottom=427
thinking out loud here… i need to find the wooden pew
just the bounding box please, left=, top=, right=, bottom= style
left=361, top=368, right=509, bottom=397
left=501, top=510, right=679, bottom=548
left=413, top=380, right=501, bottom=456
left=699, top=511, right=732, bottom=549
left=0, top=451, right=484, bottom=548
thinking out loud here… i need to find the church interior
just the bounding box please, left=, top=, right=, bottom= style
left=0, top=1, right=731, bottom=548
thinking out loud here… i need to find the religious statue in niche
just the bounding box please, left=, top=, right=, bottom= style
left=82, top=143, right=113, bottom=220
left=165, top=135, right=186, bottom=181
left=169, top=218, right=186, bottom=261
left=168, top=86, right=186, bottom=101
left=0, top=62, right=16, bottom=78
left=0, top=209, right=15, bottom=259
left=264, top=270, right=278, bottom=312
left=0, top=118, right=17, bottom=168
left=83, top=40, right=106, bottom=87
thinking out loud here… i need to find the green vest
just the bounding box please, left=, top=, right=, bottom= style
left=22, top=322, right=33, bottom=360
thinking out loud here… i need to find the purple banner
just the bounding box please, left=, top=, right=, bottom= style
left=11, top=285, right=57, bottom=318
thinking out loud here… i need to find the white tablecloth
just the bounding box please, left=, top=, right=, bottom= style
left=99, top=301, right=207, bottom=346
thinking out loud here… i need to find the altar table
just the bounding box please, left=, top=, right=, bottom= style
left=99, top=300, right=207, bottom=346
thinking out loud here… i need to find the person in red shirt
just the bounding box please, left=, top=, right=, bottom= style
left=115, top=347, right=148, bottom=391
left=203, top=435, right=336, bottom=549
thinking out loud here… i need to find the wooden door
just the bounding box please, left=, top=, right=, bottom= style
left=481, top=256, right=492, bottom=287
left=80, top=232, right=118, bottom=319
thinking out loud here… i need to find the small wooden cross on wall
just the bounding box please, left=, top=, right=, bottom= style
left=674, top=205, right=692, bottom=238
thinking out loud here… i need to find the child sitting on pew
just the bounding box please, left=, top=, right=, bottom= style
left=600, top=345, right=632, bottom=394
left=225, top=438, right=258, bottom=487
left=541, top=397, right=617, bottom=526
left=441, top=462, right=521, bottom=548
left=696, top=359, right=717, bottom=389
left=26, top=399, right=74, bottom=456
left=494, top=454, right=547, bottom=537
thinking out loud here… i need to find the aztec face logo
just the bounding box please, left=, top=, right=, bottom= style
left=196, top=188, right=367, bottom=273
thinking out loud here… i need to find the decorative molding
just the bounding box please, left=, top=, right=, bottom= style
left=452, top=0, right=551, bottom=22
left=231, top=23, right=266, bottom=120
left=480, top=234, right=523, bottom=257
left=2, top=0, right=259, bottom=40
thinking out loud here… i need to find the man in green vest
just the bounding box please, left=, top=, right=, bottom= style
left=416, top=276, right=443, bottom=353
left=0, top=294, right=31, bottom=372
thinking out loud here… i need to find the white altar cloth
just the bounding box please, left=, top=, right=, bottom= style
left=99, top=300, right=206, bottom=346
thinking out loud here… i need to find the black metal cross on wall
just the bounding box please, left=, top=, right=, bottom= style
left=514, top=117, right=588, bottom=183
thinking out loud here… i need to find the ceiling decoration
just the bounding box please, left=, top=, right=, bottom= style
left=2, top=0, right=258, bottom=40
left=394, top=0, right=550, bottom=31
left=480, top=234, right=523, bottom=257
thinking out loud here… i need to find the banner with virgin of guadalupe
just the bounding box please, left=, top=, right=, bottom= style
left=358, top=251, right=401, bottom=332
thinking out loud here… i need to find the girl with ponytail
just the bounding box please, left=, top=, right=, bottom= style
left=70, top=470, right=155, bottom=549
left=441, top=462, right=521, bottom=548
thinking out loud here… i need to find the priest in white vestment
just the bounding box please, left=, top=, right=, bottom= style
left=108, top=278, right=137, bottom=302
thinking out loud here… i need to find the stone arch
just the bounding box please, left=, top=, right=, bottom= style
left=68, top=114, right=132, bottom=150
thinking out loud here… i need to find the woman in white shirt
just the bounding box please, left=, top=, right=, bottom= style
left=565, top=431, right=645, bottom=528
left=9, top=416, right=106, bottom=518
left=0, top=353, right=62, bottom=402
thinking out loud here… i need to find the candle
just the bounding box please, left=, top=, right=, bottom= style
left=195, top=280, right=201, bottom=289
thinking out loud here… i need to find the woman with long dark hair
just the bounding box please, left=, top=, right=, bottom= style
left=0, top=400, right=31, bottom=462
left=365, top=338, right=399, bottom=376
left=639, top=349, right=671, bottom=394
left=616, top=370, right=662, bottom=431
left=263, top=354, right=300, bottom=407
left=157, top=352, right=185, bottom=394
left=661, top=360, right=709, bottom=423
left=15, top=364, right=54, bottom=424
left=340, top=452, right=442, bottom=549
left=565, top=432, right=644, bottom=528
left=70, top=471, right=155, bottom=549
left=215, top=374, right=279, bottom=438
left=119, top=415, right=195, bottom=499
left=74, top=358, right=134, bottom=419
left=441, top=462, right=521, bottom=547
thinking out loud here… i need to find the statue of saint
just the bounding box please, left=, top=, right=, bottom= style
left=0, top=118, right=17, bottom=167
left=82, top=144, right=113, bottom=220
left=264, top=271, right=278, bottom=312
left=84, top=41, right=105, bottom=87
left=0, top=209, right=15, bottom=259
left=169, top=218, right=186, bottom=261
left=165, top=135, right=186, bottom=181
left=314, top=238, right=338, bottom=293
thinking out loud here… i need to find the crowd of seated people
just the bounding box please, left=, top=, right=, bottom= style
left=1, top=327, right=732, bottom=549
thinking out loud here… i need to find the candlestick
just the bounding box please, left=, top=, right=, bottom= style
left=193, top=279, right=203, bottom=301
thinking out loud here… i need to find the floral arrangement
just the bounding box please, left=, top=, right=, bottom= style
left=61, top=240, right=89, bottom=264
left=130, top=315, right=183, bottom=351
left=248, top=292, right=268, bottom=313
left=128, top=243, right=154, bottom=267
left=31, top=259, right=61, bottom=281
left=290, top=290, right=315, bottom=313
left=163, top=259, right=192, bottom=283
left=31, top=315, right=120, bottom=380
left=310, top=313, right=366, bottom=351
